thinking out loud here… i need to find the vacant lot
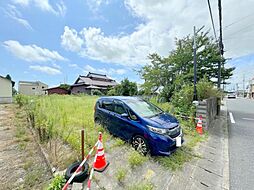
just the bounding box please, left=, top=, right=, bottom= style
left=16, top=95, right=207, bottom=189
left=0, top=104, right=51, bottom=190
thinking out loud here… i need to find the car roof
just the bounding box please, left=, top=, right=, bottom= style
left=97, top=96, right=142, bottom=102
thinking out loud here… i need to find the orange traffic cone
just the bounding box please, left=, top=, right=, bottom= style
left=196, top=115, right=203, bottom=135
left=94, top=132, right=109, bottom=172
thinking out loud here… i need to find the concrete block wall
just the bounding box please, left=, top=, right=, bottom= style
left=0, top=97, right=13, bottom=104
left=196, top=97, right=217, bottom=130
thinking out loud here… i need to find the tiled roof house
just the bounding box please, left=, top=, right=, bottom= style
left=71, top=72, right=117, bottom=94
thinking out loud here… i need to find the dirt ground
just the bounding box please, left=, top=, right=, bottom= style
left=0, top=104, right=51, bottom=190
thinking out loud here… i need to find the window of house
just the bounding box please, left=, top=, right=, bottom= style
left=32, top=87, right=35, bottom=90
left=42, top=86, right=44, bottom=89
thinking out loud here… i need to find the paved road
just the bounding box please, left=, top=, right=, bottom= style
left=227, top=98, right=254, bottom=190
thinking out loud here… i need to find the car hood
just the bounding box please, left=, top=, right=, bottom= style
left=144, top=113, right=179, bottom=129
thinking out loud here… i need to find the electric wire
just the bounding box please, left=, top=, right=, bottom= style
left=207, top=0, right=218, bottom=41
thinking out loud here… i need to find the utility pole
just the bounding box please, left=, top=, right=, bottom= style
left=236, top=83, right=239, bottom=96
left=218, top=0, right=223, bottom=90
left=243, top=74, right=245, bottom=97
left=193, top=26, right=197, bottom=101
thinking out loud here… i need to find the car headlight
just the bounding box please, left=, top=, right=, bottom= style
left=147, top=125, right=167, bottom=135
left=167, top=126, right=181, bottom=135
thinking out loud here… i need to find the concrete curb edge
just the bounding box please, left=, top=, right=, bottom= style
left=222, top=100, right=230, bottom=190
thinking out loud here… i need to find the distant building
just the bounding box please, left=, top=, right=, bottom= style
left=0, top=75, right=15, bottom=103
left=45, top=86, right=69, bottom=95
left=18, top=81, right=48, bottom=95
left=71, top=72, right=117, bottom=95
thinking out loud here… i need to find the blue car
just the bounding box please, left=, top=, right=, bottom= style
left=94, top=96, right=183, bottom=156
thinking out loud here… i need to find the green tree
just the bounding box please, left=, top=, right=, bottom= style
left=139, top=30, right=235, bottom=100
left=107, top=78, right=138, bottom=96
left=59, top=84, right=70, bottom=90
left=5, top=74, right=11, bottom=81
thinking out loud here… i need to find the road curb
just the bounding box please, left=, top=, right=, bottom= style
left=222, top=101, right=230, bottom=190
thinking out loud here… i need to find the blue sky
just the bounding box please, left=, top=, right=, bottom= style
left=1, top=0, right=254, bottom=90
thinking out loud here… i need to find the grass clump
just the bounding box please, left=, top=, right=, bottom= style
left=128, top=181, right=154, bottom=190
left=128, top=150, right=148, bottom=168
left=24, top=169, right=43, bottom=187
left=112, top=138, right=125, bottom=148
left=156, top=147, right=193, bottom=171
left=47, top=175, right=66, bottom=190
left=115, top=167, right=127, bottom=183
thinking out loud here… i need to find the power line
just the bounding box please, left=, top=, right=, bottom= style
left=207, top=0, right=218, bottom=41
left=223, top=13, right=254, bottom=30
left=224, top=23, right=254, bottom=39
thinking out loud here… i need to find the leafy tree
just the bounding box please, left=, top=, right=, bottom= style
left=5, top=74, right=11, bottom=81
left=59, top=84, right=70, bottom=90
left=5, top=74, right=16, bottom=92
left=107, top=78, right=138, bottom=96
left=139, top=30, right=235, bottom=100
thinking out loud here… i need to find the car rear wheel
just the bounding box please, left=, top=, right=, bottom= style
left=95, top=117, right=102, bottom=125
left=131, top=135, right=149, bottom=156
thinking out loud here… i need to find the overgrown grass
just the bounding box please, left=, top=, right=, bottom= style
left=24, top=169, right=43, bottom=187
left=128, top=150, right=148, bottom=168
left=128, top=181, right=154, bottom=190
left=16, top=95, right=110, bottom=155
left=112, top=138, right=125, bottom=148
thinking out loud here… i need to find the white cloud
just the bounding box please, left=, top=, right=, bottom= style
left=61, top=0, right=254, bottom=66
left=86, top=0, right=110, bottom=11
left=29, top=65, right=62, bottom=75
left=226, top=58, right=254, bottom=90
left=61, top=26, right=83, bottom=52
left=3, top=40, right=67, bottom=62
left=12, top=0, right=30, bottom=6
left=12, top=0, right=66, bottom=16
left=68, top=63, right=78, bottom=68
left=83, top=64, right=127, bottom=75
left=5, top=4, right=33, bottom=30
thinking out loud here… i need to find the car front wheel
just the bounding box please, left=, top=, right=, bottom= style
left=131, top=135, right=150, bottom=156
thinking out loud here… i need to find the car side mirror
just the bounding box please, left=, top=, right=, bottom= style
left=121, top=113, right=129, bottom=118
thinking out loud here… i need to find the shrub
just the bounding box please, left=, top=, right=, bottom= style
left=171, top=84, right=195, bottom=116
left=107, top=88, right=116, bottom=96
left=91, top=89, right=104, bottom=96
left=47, top=175, right=66, bottom=190
left=15, top=94, right=28, bottom=107
left=197, top=77, right=221, bottom=100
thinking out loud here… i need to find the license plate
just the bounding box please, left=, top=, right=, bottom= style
left=176, top=136, right=181, bottom=147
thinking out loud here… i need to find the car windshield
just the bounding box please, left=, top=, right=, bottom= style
left=124, top=99, right=162, bottom=118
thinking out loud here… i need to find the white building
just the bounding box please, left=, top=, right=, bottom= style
left=0, top=75, right=14, bottom=103
left=18, top=81, right=48, bottom=95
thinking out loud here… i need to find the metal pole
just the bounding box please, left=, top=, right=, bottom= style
left=81, top=129, right=84, bottom=160
left=193, top=26, right=197, bottom=101
left=243, top=74, right=245, bottom=97
left=218, top=0, right=223, bottom=89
